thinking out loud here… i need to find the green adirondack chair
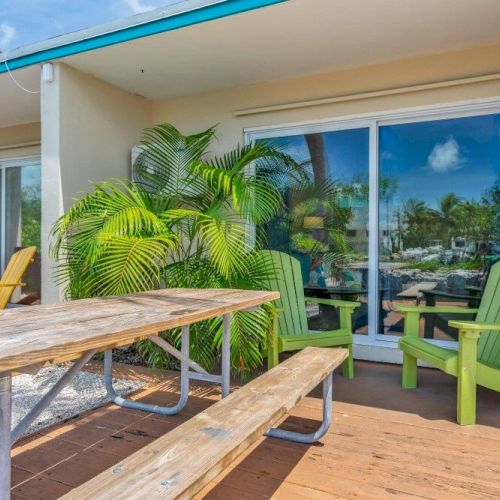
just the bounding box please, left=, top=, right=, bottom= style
left=398, top=260, right=500, bottom=425
left=261, top=250, right=359, bottom=378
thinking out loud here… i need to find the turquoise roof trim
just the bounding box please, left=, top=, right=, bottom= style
left=0, top=0, right=287, bottom=74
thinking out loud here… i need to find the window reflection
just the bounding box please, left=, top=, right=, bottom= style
left=5, top=164, right=41, bottom=304
left=258, top=128, right=370, bottom=334
left=379, top=113, right=500, bottom=339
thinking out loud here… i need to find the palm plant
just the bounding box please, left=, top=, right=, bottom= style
left=261, top=176, right=352, bottom=284
left=402, top=199, right=437, bottom=248
left=436, top=193, right=461, bottom=247
left=51, top=123, right=303, bottom=376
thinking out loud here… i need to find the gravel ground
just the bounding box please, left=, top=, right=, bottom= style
left=111, top=345, right=144, bottom=365
left=12, top=366, right=145, bottom=438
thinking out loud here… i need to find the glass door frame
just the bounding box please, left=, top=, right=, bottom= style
left=0, top=154, right=41, bottom=272
left=245, top=95, right=500, bottom=351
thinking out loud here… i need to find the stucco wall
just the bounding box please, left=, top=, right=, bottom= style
left=0, top=122, right=40, bottom=160
left=56, top=64, right=152, bottom=209
left=152, top=43, right=500, bottom=152
left=150, top=43, right=500, bottom=363
left=41, top=63, right=152, bottom=302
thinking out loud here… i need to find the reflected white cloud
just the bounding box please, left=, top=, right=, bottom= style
left=427, top=135, right=464, bottom=173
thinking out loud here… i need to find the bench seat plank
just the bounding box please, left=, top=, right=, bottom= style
left=62, top=347, right=347, bottom=500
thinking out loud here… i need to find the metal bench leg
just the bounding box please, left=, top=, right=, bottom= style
left=104, top=326, right=191, bottom=416
left=0, top=373, right=12, bottom=500
left=266, top=372, right=333, bottom=444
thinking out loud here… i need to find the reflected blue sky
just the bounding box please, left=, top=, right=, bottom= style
left=267, top=114, right=499, bottom=211
left=380, top=113, right=500, bottom=209
left=21, top=165, right=41, bottom=191
left=270, top=127, right=369, bottom=186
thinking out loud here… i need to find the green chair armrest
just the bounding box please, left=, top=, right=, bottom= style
left=305, top=297, right=359, bottom=333
left=397, top=305, right=479, bottom=315
left=448, top=320, right=500, bottom=332
left=305, top=297, right=360, bottom=309
left=399, top=306, right=478, bottom=340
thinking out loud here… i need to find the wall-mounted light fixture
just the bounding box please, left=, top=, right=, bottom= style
left=42, top=63, right=53, bottom=83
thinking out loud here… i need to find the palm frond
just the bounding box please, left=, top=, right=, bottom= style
left=51, top=123, right=302, bottom=377
left=133, top=123, right=215, bottom=199
left=91, top=234, right=175, bottom=296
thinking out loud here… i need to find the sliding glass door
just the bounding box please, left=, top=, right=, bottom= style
left=256, top=126, right=371, bottom=334
left=249, top=104, right=500, bottom=350
left=378, top=113, right=500, bottom=340
left=0, top=158, right=41, bottom=303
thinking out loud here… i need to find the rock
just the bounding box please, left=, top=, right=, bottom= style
left=380, top=268, right=482, bottom=298
left=112, top=344, right=144, bottom=365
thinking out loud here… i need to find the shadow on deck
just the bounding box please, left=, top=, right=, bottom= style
left=11, top=361, right=500, bottom=499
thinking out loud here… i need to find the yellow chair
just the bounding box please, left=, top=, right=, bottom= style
left=0, top=246, right=37, bottom=309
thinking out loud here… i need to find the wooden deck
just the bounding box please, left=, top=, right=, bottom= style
left=11, top=361, right=500, bottom=499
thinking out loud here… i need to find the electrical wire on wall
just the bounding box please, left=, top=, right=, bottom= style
left=3, top=59, right=40, bottom=94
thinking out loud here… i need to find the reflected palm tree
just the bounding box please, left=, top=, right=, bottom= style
left=436, top=193, right=461, bottom=247
left=305, top=134, right=328, bottom=185
left=402, top=199, right=436, bottom=248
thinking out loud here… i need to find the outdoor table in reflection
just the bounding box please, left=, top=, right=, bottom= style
left=304, top=286, right=386, bottom=334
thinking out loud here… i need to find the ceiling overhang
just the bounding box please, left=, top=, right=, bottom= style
left=2, top=0, right=500, bottom=127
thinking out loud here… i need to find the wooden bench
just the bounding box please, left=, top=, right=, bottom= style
left=0, top=288, right=279, bottom=500
left=62, top=346, right=347, bottom=500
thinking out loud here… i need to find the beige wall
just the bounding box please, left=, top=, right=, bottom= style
left=41, top=63, right=152, bottom=302
left=152, top=43, right=500, bottom=152
left=57, top=64, right=152, bottom=209
left=0, top=122, right=40, bottom=160
left=38, top=43, right=500, bottom=303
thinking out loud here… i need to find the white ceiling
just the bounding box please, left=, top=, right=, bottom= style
left=2, top=0, right=500, bottom=127
left=63, top=0, right=500, bottom=101
left=0, top=66, right=40, bottom=127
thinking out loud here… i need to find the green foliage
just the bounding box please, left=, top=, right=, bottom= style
left=20, top=185, right=41, bottom=250
left=399, top=185, right=499, bottom=255
left=404, top=259, right=482, bottom=272
left=261, top=176, right=353, bottom=280
left=51, top=123, right=301, bottom=376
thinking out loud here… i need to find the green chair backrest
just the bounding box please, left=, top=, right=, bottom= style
left=259, top=250, right=309, bottom=336
left=476, top=260, right=500, bottom=367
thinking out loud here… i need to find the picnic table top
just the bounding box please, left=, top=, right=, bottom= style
left=397, top=281, right=438, bottom=298
left=0, top=288, right=279, bottom=373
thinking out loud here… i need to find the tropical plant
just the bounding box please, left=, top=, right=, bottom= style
left=402, top=199, right=437, bottom=248
left=259, top=165, right=353, bottom=284
left=401, top=188, right=498, bottom=265
left=51, top=123, right=303, bottom=376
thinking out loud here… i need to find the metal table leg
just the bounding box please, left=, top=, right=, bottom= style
left=104, top=325, right=190, bottom=415
left=1, top=351, right=97, bottom=500
left=11, top=351, right=96, bottom=443
left=105, top=313, right=233, bottom=415
left=0, top=373, right=12, bottom=500
left=266, top=372, right=333, bottom=444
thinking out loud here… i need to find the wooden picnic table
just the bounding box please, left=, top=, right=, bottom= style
left=0, top=288, right=279, bottom=500
left=397, top=281, right=437, bottom=303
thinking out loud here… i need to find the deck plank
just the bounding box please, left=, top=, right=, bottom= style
left=62, top=347, right=347, bottom=500
left=11, top=361, right=500, bottom=500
